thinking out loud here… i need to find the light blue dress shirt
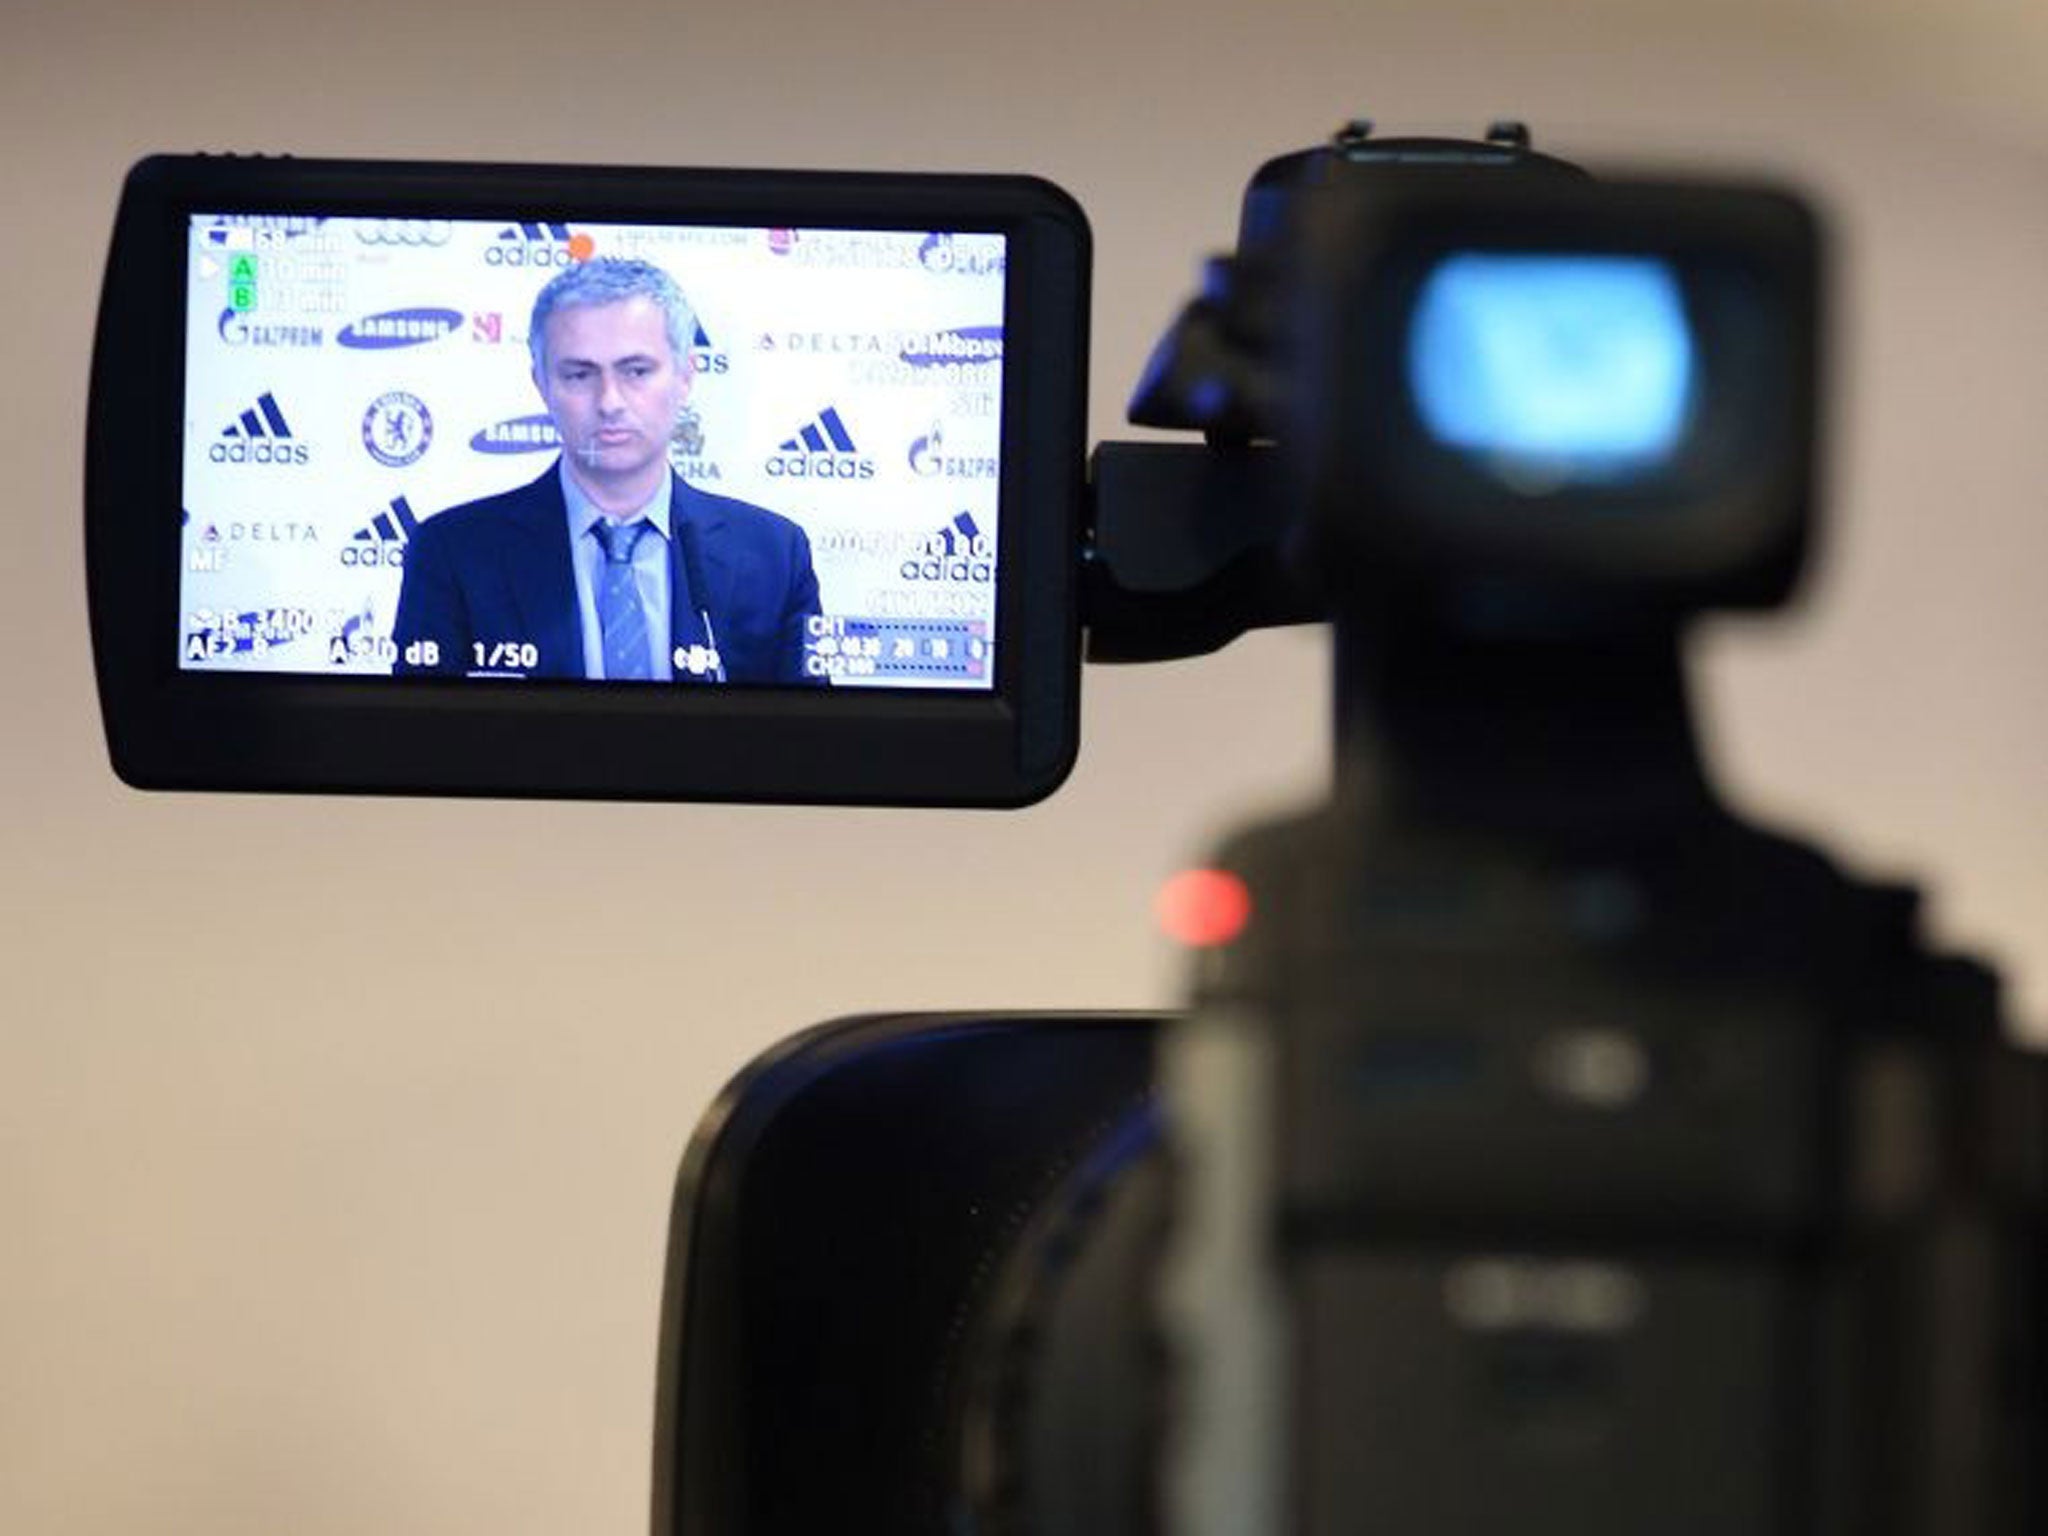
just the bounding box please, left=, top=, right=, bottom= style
left=559, top=461, right=674, bottom=681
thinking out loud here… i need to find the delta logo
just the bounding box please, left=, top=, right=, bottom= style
left=899, top=326, right=1003, bottom=369
left=341, top=496, right=419, bottom=568
left=485, top=222, right=588, bottom=268
left=194, top=519, right=318, bottom=545
left=900, top=511, right=994, bottom=584
left=210, top=392, right=310, bottom=466
left=337, top=307, right=464, bottom=350
left=469, top=413, right=562, bottom=454
left=765, top=406, right=875, bottom=481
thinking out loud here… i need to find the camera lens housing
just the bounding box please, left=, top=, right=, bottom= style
left=1287, top=175, right=1823, bottom=622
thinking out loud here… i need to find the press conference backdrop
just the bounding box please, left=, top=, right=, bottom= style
left=180, top=216, right=1006, bottom=686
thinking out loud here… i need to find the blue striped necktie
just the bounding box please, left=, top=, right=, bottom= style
left=593, top=518, right=654, bottom=681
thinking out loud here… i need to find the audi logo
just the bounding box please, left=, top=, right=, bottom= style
left=354, top=219, right=454, bottom=247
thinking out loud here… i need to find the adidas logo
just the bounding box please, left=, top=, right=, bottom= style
left=782, top=406, right=854, bottom=454
left=209, top=392, right=309, bottom=465
left=340, top=496, right=419, bottom=568
left=765, top=406, right=875, bottom=481
left=485, top=222, right=577, bottom=268
left=927, top=511, right=990, bottom=559
left=689, top=320, right=730, bottom=376
left=902, top=510, right=993, bottom=584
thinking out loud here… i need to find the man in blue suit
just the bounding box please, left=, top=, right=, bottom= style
left=392, top=257, right=820, bottom=684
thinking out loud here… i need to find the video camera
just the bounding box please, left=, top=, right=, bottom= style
left=86, top=122, right=2046, bottom=1534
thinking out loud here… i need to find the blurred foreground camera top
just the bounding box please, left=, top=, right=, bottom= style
left=1091, top=123, right=1822, bottom=671
left=1287, top=168, right=1822, bottom=621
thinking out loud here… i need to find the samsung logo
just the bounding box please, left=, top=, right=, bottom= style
left=336, top=307, right=464, bottom=350
left=470, top=413, right=562, bottom=454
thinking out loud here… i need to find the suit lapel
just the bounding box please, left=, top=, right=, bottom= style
left=505, top=464, right=584, bottom=678
left=668, top=478, right=729, bottom=661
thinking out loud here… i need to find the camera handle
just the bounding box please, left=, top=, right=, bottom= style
left=1082, top=443, right=1316, bottom=663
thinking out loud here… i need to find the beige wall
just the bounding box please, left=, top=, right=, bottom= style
left=3, top=2, right=2045, bottom=1531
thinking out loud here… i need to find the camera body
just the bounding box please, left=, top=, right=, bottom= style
left=648, top=132, right=2045, bottom=1535
left=1149, top=794, right=2040, bottom=1536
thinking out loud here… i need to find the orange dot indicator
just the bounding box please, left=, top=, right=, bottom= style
left=566, top=232, right=596, bottom=262
left=1154, top=868, right=1252, bottom=948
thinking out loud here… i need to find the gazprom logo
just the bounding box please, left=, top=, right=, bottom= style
left=899, top=326, right=1003, bottom=369
left=216, top=309, right=324, bottom=347
left=337, top=307, right=464, bottom=350
left=470, top=413, right=562, bottom=454
left=908, top=422, right=999, bottom=481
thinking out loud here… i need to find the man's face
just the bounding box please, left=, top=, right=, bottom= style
left=532, top=295, right=691, bottom=495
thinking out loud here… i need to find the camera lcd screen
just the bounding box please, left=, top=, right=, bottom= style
left=1407, top=253, right=1697, bottom=486
left=181, top=212, right=1007, bottom=690
left=90, top=157, right=1087, bottom=803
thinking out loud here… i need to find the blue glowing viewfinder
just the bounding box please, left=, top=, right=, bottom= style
left=1408, top=253, right=1697, bottom=485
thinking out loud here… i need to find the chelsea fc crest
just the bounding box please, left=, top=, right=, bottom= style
left=362, top=390, right=434, bottom=468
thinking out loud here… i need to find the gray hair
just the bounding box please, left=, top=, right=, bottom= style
left=527, top=256, right=697, bottom=373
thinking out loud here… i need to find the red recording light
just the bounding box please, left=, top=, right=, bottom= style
left=1154, top=868, right=1252, bottom=948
